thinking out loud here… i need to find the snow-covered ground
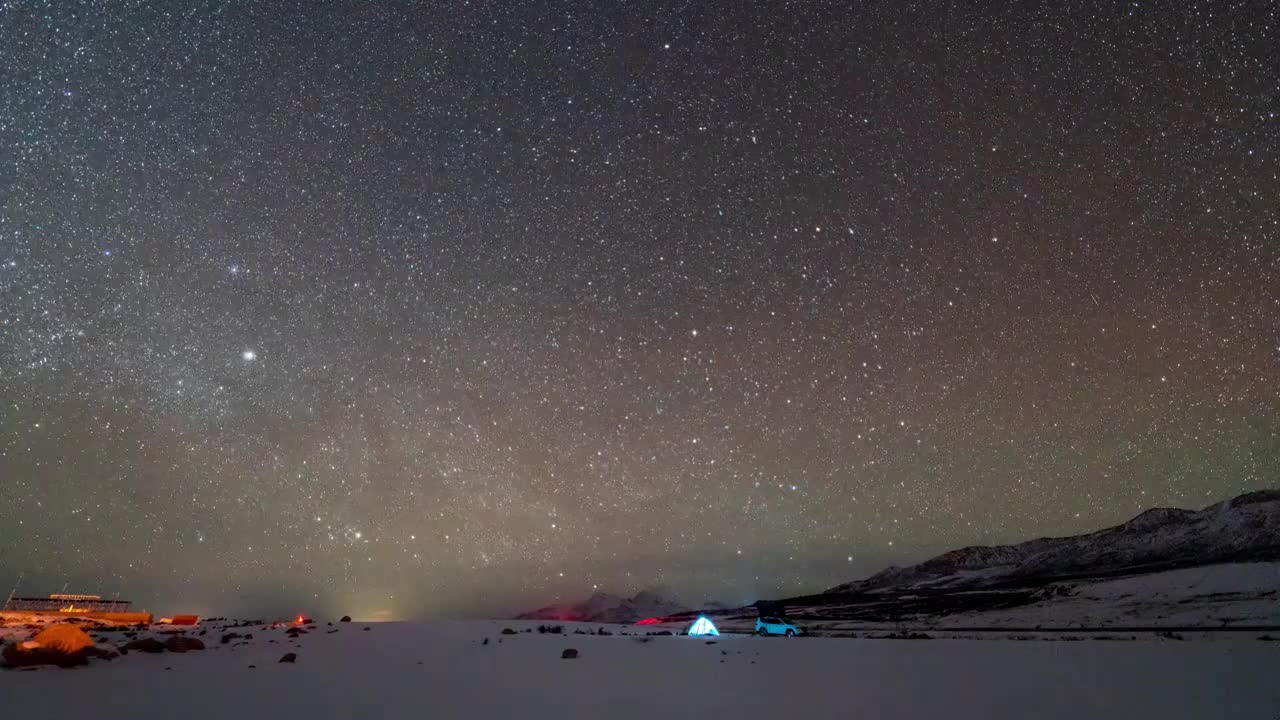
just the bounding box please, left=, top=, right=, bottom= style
left=3, top=619, right=1278, bottom=719
left=932, top=562, right=1280, bottom=630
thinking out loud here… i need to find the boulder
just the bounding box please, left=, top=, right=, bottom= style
left=279, top=652, right=297, bottom=663
left=2, top=641, right=88, bottom=668
left=561, top=648, right=579, bottom=659
left=0, top=625, right=101, bottom=669
left=123, top=638, right=167, bottom=653
left=339, top=616, right=352, bottom=622
left=33, top=625, right=96, bottom=654
left=165, top=636, right=206, bottom=653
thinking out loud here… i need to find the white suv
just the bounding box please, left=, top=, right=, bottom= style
left=755, top=616, right=800, bottom=636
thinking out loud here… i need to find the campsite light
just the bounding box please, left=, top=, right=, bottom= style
left=688, top=616, right=719, bottom=636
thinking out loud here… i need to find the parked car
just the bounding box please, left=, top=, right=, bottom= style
left=755, top=616, right=800, bottom=636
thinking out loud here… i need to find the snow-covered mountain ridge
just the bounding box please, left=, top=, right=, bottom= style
left=516, top=589, right=688, bottom=623
left=828, top=489, right=1280, bottom=594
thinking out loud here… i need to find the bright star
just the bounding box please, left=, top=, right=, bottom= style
left=242, top=350, right=256, bottom=361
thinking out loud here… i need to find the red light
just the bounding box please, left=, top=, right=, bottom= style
left=635, top=617, right=663, bottom=625
left=295, top=615, right=305, bottom=624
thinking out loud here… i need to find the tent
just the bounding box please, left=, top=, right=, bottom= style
left=687, top=615, right=719, bottom=636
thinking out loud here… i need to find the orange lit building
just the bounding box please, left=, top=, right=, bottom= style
left=3, top=593, right=152, bottom=624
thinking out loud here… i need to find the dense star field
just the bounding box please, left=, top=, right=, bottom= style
left=1, top=1, right=1277, bottom=618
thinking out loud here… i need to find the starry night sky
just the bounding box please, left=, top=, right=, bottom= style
left=2, top=1, right=1277, bottom=619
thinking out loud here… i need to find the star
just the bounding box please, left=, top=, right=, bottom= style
left=0, top=0, right=1271, bottom=622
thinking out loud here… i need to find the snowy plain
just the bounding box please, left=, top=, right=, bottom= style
left=2, top=620, right=1278, bottom=719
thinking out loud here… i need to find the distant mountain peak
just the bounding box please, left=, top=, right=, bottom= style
left=827, top=489, right=1280, bottom=594
left=515, top=588, right=689, bottom=623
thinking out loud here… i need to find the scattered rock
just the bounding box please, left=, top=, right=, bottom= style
left=123, top=638, right=167, bottom=654
left=561, top=648, right=579, bottom=659
left=876, top=632, right=932, bottom=640
left=83, top=646, right=120, bottom=661
left=363, top=627, right=371, bottom=632
left=279, top=652, right=297, bottom=663
left=248, top=664, right=256, bottom=669
left=482, top=638, right=489, bottom=645
left=500, top=628, right=517, bottom=635
left=165, top=636, right=206, bottom=653
left=704, top=641, right=717, bottom=645
left=221, top=633, right=242, bottom=645
left=340, top=616, right=352, bottom=623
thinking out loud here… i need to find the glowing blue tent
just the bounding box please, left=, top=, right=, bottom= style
left=688, top=615, right=719, bottom=636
